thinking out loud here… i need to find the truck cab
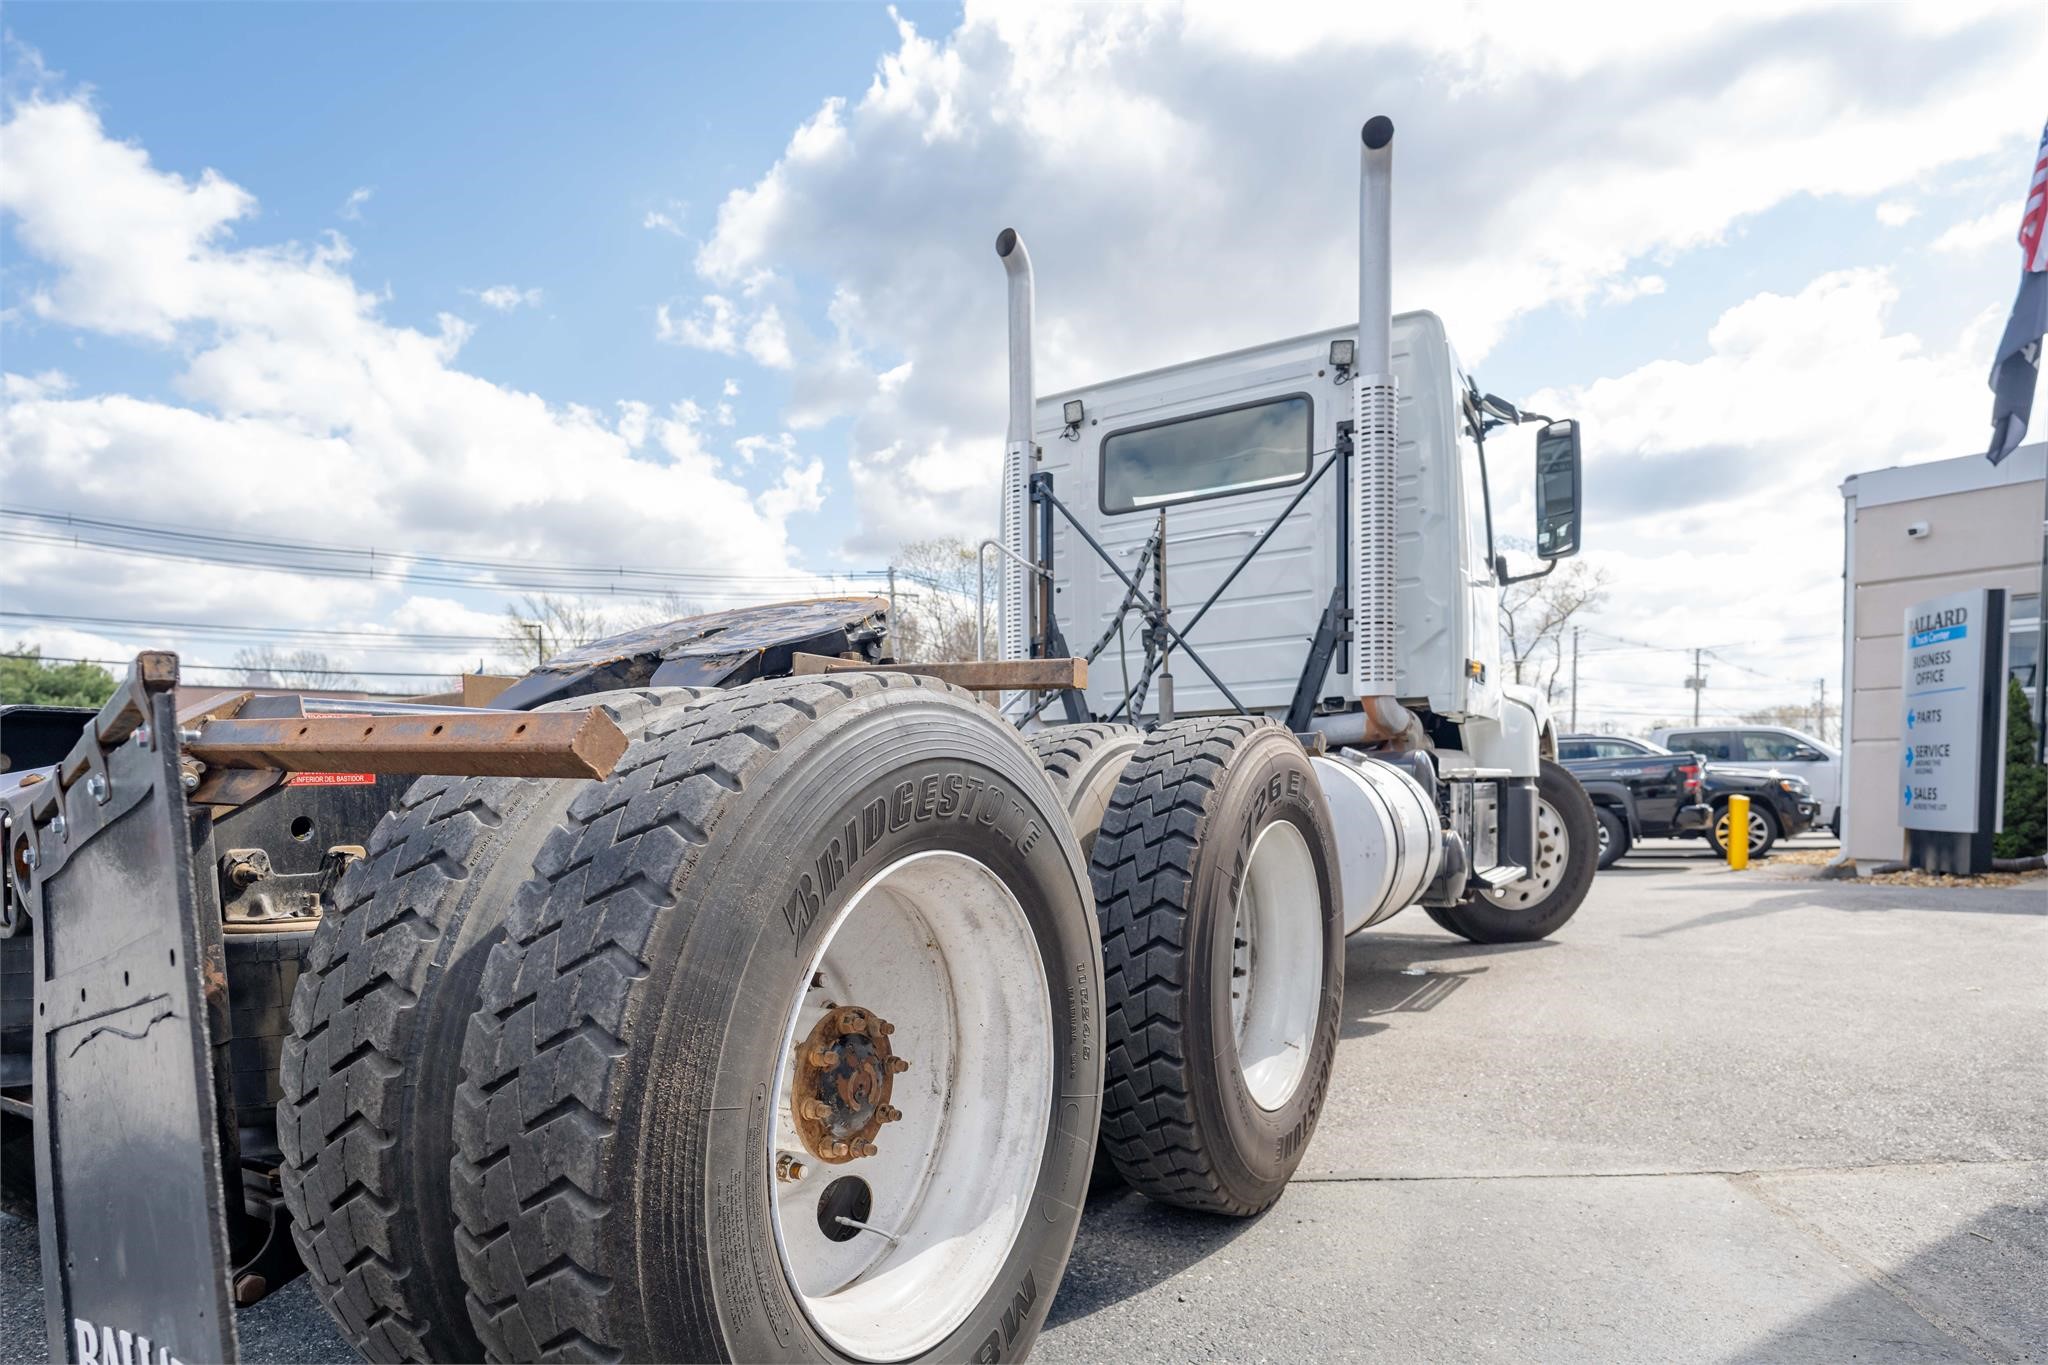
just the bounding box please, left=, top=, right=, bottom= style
left=1033, top=311, right=1522, bottom=731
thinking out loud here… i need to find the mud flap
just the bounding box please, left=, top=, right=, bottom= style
left=23, top=680, right=238, bottom=1365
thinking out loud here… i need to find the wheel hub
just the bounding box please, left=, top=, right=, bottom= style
left=792, top=1004, right=907, bottom=1163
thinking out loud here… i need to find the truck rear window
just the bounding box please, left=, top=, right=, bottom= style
left=1100, top=394, right=1312, bottom=514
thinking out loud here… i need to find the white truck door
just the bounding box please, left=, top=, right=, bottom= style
left=1037, top=340, right=1339, bottom=718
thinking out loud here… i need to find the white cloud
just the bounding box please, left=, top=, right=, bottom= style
left=1931, top=204, right=2018, bottom=254
left=757, top=457, right=826, bottom=521
left=3, top=369, right=71, bottom=400
left=643, top=206, right=685, bottom=235
left=472, top=283, right=544, bottom=311
left=666, top=1, right=2047, bottom=553
left=1603, top=275, right=1667, bottom=305
left=339, top=186, right=373, bottom=220
left=1875, top=200, right=1919, bottom=226
left=0, top=93, right=823, bottom=670
left=1514, top=266, right=2002, bottom=721
left=656, top=293, right=740, bottom=351
left=722, top=377, right=741, bottom=397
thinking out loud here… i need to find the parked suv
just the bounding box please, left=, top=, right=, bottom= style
left=1561, top=734, right=1819, bottom=860
left=1650, top=725, right=1840, bottom=835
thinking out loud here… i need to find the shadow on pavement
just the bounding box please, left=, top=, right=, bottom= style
left=1725, top=1192, right=2048, bottom=1363
left=1047, top=1188, right=1258, bottom=1329
left=1336, top=931, right=1552, bottom=1039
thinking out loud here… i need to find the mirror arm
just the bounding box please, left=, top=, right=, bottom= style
left=1498, top=557, right=1559, bottom=587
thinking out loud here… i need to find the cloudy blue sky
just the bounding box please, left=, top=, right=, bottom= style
left=2, top=1, right=2043, bottom=728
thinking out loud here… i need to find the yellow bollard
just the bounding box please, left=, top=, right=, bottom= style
left=1726, top=794, right=1750, bottom=870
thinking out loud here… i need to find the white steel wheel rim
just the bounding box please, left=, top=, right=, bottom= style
left=1230, top=819, right=1321, bottom=1111
left=1484, top=799, right=1568, bottom=909
left=768, top=850, right=1053, bottom=1362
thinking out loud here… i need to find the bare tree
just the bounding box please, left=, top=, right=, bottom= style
left=500, top=593, right=613, bottom=666
left=622, top=591, right=708, bottom=630
left=1740, top=700, right=1837, bottom=744
left=888, top=538, right=985, bottom=663
left=1499, top=562, right=1609, bottom=706
left=232, top=646, right=360, bottom=691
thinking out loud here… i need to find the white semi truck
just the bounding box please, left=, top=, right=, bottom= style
left=993, top=113, right=1597, bottom=1211
left=2, top=115, right=1594, bottom=1365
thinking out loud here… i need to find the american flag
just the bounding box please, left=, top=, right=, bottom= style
left=2022, top=119, right=2048, bottom=274
left=1985, top=119, right=2048, bottom=464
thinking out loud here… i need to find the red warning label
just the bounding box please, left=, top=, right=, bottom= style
left=285, top=772, right=378, bottom=787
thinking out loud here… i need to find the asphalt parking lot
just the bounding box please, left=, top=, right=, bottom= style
left=5, top=834, right=2043, bottom=1362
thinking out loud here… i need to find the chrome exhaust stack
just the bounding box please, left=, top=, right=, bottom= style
left=996, top=227, right=1034, bottom=667
left=1352, top=115, right=1401, bottom=704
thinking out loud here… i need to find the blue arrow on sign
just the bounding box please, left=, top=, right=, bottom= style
left=1904, top=746, right=1915, bottom=767
left=1904, top=786, right=1914, bottom=805
left=1906, top=710, right=1915, bottom=730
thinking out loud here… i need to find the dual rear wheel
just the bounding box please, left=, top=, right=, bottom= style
left=285, top=677, right=1102, bottom=1363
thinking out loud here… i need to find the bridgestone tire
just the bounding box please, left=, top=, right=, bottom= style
left=1425, top=759, right=1597, bottom=944
left=1025, top=722, right=1143, bottom=1198
left=1092, top=716, right=1343, bottom=1216
left=278, top=687, right=704, bottom=1363
left=1027, top=723, right=1144, bottom=859
left=449, top=674, right=1102, bottom=1364
left=1594, top=806, right=1628, bottom=870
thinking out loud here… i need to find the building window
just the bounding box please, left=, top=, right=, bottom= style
left=1100, top=394, right=1313, bottom=515
left=2012, top=592, right=2039, bottom=692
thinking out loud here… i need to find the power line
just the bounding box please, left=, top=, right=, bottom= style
left=24, top=654, right=457, bottom=680
left=0, top=610, right=505, bottom=648
left=1, top=507, right=890, bottom=597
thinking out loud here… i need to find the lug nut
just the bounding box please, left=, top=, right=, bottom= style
left=877, top=1105, right=902, bottom=1124
left=873, top=1019, right=894, bottom=1037
left=807, top=1046, right=839, bottom=1069
left=855, top=1141, right=878, bottom=1158
left=799, top=1098, right=832, bottom=1121
left=828, top=1140, right=850, bottom=1159
left=886, top=1056, right=911, bottom=1074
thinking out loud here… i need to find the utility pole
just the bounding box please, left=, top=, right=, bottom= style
left=1814, top=676, right=1828, bottom=744
left=1684, top=646, right=1706, bottom=725
left=1570, top=627, right=1580, bottom=731
left=886, top=565, right=897, bottom=659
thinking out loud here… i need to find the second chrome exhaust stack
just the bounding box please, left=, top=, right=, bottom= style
left=996, top=227, right=1034, bottom=666
left=1352, top=115, right=1400, bottom=702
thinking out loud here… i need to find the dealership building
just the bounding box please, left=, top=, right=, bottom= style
left=1837, top=441, right=2044, bottom=862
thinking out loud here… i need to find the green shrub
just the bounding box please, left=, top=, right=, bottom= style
left=1996, top=675, right=2047, bottom=859
left=0, top=645, right=117, bottom=709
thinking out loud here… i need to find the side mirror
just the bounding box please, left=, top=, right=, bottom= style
left=1534, top=418, right=1582, bottom=559
left=1791, top=745, right=1824, bottom=762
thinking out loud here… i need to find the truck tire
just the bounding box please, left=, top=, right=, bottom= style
left=1594, top=806, right=1629, bottom=870
left=278, top=687, right=705, bottom=1364
left=1425, top=759, right=1596, bottom=944
left=1710, top=799, right=1779, bottom=859
left=1025, top=722, right=1143, bottom=1198
left=1091, top=716, right=1343, bottom=1216
left=1026, top=722, right=1144, bottom=858
left=450, top=674, right=1101, bottom=1364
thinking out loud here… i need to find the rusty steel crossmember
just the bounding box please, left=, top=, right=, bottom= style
left=185, top=709, right=628, bottom=779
